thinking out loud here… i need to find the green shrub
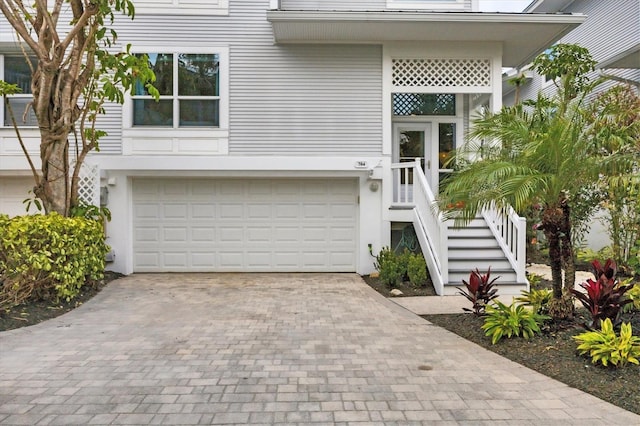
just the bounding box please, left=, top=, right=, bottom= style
left=526, top=272, right=544, bottom=289
left=482, top=301, right=549, bottom=344
left=624, top=282, right=640, bottom=313
left=574, top=318, right=640, bottom=367
left=515, top=288, right=553, bottom=315
left=0, top=213, right=109, bottom=306
left=407, top=253, right=427, bottom=286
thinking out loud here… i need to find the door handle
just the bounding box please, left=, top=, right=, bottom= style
left=427, top=160, right=431, bottom=169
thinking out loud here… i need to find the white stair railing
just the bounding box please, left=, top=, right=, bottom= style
left=482, top=204, right=527, bottom=284
left=390, top=162, right=415, bottom=206
left=391, top=159, right=447, bottom=294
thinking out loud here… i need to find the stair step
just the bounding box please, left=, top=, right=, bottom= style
left=448, top=251, right=506, bottom=259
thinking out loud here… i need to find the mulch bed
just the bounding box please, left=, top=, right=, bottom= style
left=362, top=270, right=640, bottom=416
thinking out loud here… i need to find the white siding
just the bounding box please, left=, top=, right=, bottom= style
left=513, top=0, right=640, bottom=105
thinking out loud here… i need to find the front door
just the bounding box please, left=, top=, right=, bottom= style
left=393, top=123, right=435, bottom=191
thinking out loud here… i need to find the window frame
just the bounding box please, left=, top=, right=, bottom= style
left=1, top=54, right=38, bottom=128
left=133, top=0, right=228, bottom=16
left=123, top=46, right=229, bottom=134
left=386, top=0, right=467, bottom=10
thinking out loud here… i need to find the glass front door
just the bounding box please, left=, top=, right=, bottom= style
left=394, top=123, right=434, bottom=189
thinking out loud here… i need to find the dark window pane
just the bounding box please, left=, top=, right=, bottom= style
left=179, top=100, right=219, bottom=127
left=134, top=53, right=173, bottom=96
left=438, top=123, right=456, bottom=168
left=4, top=56, right=36, bottom=94
left=178, top=54, right=219, bottom=96
left=393, top=93, right=455, bottom=116
left=133, top=99, right=173, bottom=126
left=4, top=97, right=37, bottom=126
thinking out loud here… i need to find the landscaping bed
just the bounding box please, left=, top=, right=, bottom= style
left=423, top=310, right=640, bottom=416
left=0, top=271, right=121, bottom=332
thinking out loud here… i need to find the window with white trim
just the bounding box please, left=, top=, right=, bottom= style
left=387, top=0, right=466, bottom=10
left=132, top=53, right=220, bottom=128
left=134, top=0, right=228, bottom=16
left=2, top=55, right=38, bottom=127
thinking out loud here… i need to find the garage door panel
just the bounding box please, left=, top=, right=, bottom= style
left=219, top=204, right=243, bottom=220
left=247, top=204, right=271, bottom=219
left=133, top=178, right=357, bottom=272
left=191, top=227, right=215, bottom=241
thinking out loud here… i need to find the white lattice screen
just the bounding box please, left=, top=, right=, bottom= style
left=392, top=58, right=491, bottom=88
left=75, top=161, right=100, bottom=206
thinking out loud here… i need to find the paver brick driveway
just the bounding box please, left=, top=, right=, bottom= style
left=1, top=273, right=638, bottom=425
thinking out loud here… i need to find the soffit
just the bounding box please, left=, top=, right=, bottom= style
left=267, top=11, right=586, bottom=68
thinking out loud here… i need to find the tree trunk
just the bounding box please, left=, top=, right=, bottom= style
left=541, top=206, right=564, bottom=298
left=37, top=130, right=70, bottom=216
left=560, top=199, right=575, bottom=292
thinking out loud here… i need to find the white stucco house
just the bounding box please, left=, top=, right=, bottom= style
left=0, top=0, right=585, bottom=295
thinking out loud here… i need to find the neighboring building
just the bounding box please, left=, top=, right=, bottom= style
left=0, top=0, right=584, bottom=294
left=503, top=0, right=640, bottom=251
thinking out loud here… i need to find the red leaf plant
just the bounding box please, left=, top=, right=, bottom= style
left=570, top=259, right=633, bottom=329
left=457, top=267, right=500, bottom=315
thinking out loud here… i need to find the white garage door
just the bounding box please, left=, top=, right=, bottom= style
left=0, top=177, right=36, bottom=217
left=132, top=178, right=358, bottom=272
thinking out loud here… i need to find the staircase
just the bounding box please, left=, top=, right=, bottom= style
left=446, top=217, right=523, bottom=295
left=391, top=159, right=528, bottom=296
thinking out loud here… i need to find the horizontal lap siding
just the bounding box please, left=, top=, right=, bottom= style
left=98, top=0, right=383, bottom=156
left=515, top=0, right=640, bottom=104
left=231, top=44, right=382, bottom=155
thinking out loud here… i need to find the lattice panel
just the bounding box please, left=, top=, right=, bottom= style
left=392, top=58, right=491, bottom=88
left=76, top=162, right=100, bottom=206
left=393, top=93, right=456, bottom=116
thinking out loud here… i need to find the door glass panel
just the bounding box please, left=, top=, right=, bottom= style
left=438, top=123, right=455, bottom=169
left=399, top=130, right=425, bottom=184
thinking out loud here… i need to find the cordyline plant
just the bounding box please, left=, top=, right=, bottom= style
left=457, top=267, right=499, bottom=315
left=570, top=259, right=633, bottom=330
left=0, top=0, right=158, bottom=216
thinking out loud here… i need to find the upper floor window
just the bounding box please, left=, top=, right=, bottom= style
left=387, top=0, right=467, bottom=10
left=133, top=0, right=228, bottom=15
left=2, top=55, right=38, bottom=127
left=132, top=53, right=220, bottom=128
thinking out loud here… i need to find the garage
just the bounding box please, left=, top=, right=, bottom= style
left=0, top=177, right=36, bottom=217
left=132, top=178, right=358, bottom=272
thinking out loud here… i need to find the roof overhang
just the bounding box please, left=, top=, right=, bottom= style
left=597, top=43, right=640, bottom=69
left=266, top=11, right=586, bottom=68
left=524, top=0, right=576, bottom=13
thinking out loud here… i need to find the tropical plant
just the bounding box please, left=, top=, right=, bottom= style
left=0, top=0, right=158, bottom=216
left=586, top=85, right=640, bottom=273
left=457, top=268, right=499, bottom=315
left=515, top=288, right=553, bottom=315
left=625, top=283, right=640, bottom=313
left=439, top=44, right=634, bottom=319
left=375, top=247, right=404, bottom=287
left=406, top=253, right=428, bottom=287
left=482, top=301, right=549, bottom=344
left=574, top=318, right=640, bottom=368
left=570, top=259, right=633, bottom=329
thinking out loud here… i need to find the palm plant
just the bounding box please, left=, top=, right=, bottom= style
left=438, top=45, right=633, bottom=319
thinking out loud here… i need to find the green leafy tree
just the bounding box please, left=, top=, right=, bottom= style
left=439, top=44, right=632, bottom=319
left=585, top=85, right=640, bottom=271
left=0, top=0, right=158, bottom=216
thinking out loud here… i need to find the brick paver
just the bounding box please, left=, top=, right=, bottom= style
left=1, top=273, right=638, bottom=425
